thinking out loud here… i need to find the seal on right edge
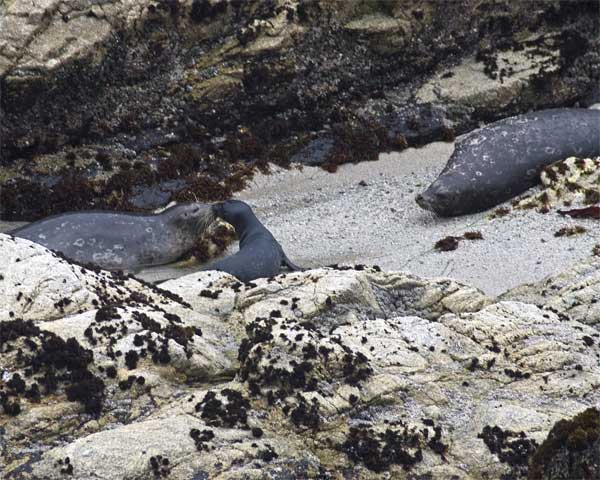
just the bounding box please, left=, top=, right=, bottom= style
left=204, top=200, right=300, bottom=282
left=416, top=108, right=600, bottom=216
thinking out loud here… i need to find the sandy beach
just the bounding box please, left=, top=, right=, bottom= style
left=232, top=142, right=599, bottom=296
left=3, top=141, right=598, bottom=296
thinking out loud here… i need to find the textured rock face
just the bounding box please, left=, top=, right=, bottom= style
left=501, top=256, right=600, bottom=327
left=2, top=234, right=600, bottom=478
left=528, top=407, right=600, bottom=480
left=1, top=0, right=599, bottom=219
left=516, top=157, right=600, bottom=211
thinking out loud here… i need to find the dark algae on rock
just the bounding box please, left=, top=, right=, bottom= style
left=528, top=408, right=600, bottom=480
left=195, top=389, right=250, bottom=429
left=339, top=424, right=423, bottom=473
left=338, top=419, right=448, bottom=473
left=478, top=425, right=538, bottom=479
left=0, top=319, right=105, bottom=416
left=2, top=0, right=599, bottom=219
left=149, top=455, right=171, bottom=478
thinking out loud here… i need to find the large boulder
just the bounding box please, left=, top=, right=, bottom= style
left=2, top=233, right=600, bottom=478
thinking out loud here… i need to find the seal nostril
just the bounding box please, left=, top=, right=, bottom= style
left=415, top=193, right=429, bottom=207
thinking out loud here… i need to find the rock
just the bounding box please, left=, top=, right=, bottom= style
left=1, top=233, right=149, bottom=322
left=160, top=270, right=239, bottom=318
left=416, top=39, right=558, bottom=112
left=2, top=0, right=599, bottom=219
left=501, top=255, right=600, bottom=327
left=28, top=414, right=316, bottom=480
left=0, top=233, right=222, bottom=324
left=289, top=137, right=335, bottom=167
left=344, top=14, right=411, bottom=36
left=528, top=407, right=600, bottom=480
left=2, top=236, right=600, bottom=478
left=0, top=0, right=178, bottom=79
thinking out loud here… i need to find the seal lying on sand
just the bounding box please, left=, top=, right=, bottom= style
left=416, top=108, right=600, bottom=216
left=204, top=200, right=300, bottom=282
left=9, top=203, right=214, bottom=270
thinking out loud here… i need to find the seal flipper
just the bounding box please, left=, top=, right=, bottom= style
left=280, top=249, right=302, bottom=271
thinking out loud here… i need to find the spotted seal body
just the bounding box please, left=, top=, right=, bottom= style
left=9, top=203, right=214, bottom=270
left=204, top=200, right=300, bottom=282
left=416, top=108, right=600, bottom=216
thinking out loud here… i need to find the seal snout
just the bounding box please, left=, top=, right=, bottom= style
left=211, top=200, right=254, bottom=229
left=415, top=192, right=431, bottom=211
left=415, top=190, right=439, bottom=212
left=416, top=183, right=456, bottom=216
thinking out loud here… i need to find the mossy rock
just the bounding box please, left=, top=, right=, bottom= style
left=528, top=408, right=600, bottom=480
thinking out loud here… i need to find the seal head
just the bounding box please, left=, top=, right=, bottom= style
left=163, top=202, right=215, bottom=239
left=415, top=172, right=476, bottom=217
left=211, top=200, right=256, bottom=234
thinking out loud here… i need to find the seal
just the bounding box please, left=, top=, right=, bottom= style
left=204, top=200, right=300, bottom=282
left=416, top=108, right=600, bottom=216
left=9, top=203, right=214, bottom=270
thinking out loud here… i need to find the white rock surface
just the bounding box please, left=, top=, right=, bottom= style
left=1, top=236, right=599, bottom=478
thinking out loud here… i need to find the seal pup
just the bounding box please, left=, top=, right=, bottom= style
left=9, top=203, right=214, bottom=270
left=204, top=200, right=301, bottom=282
left=416, top=108, right=600, bottom=216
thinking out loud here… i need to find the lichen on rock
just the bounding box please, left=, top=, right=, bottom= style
left=501, top=255, right=600, bottom=327
left=516, top=157, right=600, bottom=212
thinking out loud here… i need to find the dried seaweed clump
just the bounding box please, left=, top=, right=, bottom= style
left=554, top=225, right=586, bottom=237
left=434, top=231, right=484, bottom=251
left=190, top=219, right=236, bottom=263
left=517, top=157, right=600, bottom=212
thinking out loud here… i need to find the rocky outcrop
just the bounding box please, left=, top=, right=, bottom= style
left=528, top=407, right=600, bottom=480
left=2, top=0, right=599, bottom=219
left=516, top=157, right=600, bottom=212
left=2, top=233, right=599, bottom=478
left=501, top=255, right=600, bottom=327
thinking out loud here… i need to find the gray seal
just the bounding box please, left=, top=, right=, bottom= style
left=416, top=108, right=600, bottom=216
left=9, top=203, right=214, bottom=270
left=204, top=200, right=300, bottom=282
